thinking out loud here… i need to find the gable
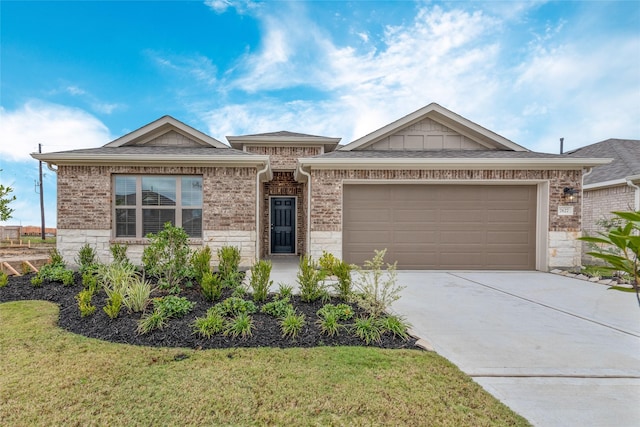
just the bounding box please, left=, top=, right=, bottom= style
left=136, top=130, right=205, bottom=148
left=364, top=117, right=489, bottom=151
left=341, top=103, right=527, bottom=152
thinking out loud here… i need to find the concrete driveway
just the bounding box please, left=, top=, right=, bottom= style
left=391, top=271, right=640, bottom=427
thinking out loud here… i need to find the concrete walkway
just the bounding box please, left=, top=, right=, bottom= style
left=267, top=259, right=640, bottom=426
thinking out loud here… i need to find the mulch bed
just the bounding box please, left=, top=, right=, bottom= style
left=0, top=273, right=418, bottom=350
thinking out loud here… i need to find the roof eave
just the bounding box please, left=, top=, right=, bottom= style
left=30, top=153, right=270, bottom=167
left=298, top=157, right=612, bottom=170
left=227, top=135, right=342, bottom=151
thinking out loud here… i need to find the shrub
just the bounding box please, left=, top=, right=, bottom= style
left=250, top=260, right=272, bottom=302
left=154, top=295, right=195, bottom=318
left=352, top=316, right=382, bottom=345
left=61, top=269, right=75, bottom=286
left=281, top=312, right=305, bottom=339
left=218, top=246, right=240, bottom=279
left=297, top=255, right=327, bottom=302
left=277, top=282, right=293, bottom=299
left=211, top=297, right=256, bottom=317
left=30, top=275, right=43, bottom=287
left=75, top=243, right=97, bottom=274
left=110, top=243, right=130, bottom=265
left=317, top=303, right=354, bottom=321
left=352, top=249, right=405, bottom=318
left=20, top=262, right=32, bottom=275
left=231, top=283, right=247, bottom=298
left=49, top=248, right=65, bottom=267
left=0, top=271, right=8, bottom=288
left=332, top=261, right=353, bottom=300
left=379, top=314, right=411, bottom=340
left=261, top=297, right=294, bottom=319
left=316, top=311, right=343, bottom=337
left=103, top=291, right=123, bottom=319
left=200, top=271, right=223, bottom=302
left=192, top=311, right=225, bottom=338
left=76, top=289, right=96, bottom=317
left=190, top=246, right=212, bottom=283
left=123, top=275, right=152, bottom=313
left=224, top=313, right=254, bottom=338
left=319, top=251, right=339, bottom=275
left=142, top=222, right=191, bottom=290
left=82, top=271, right=99, bottom=293
left=33, top=263, right=75, bottom=286
left=137, top=311, right=168, bottom=334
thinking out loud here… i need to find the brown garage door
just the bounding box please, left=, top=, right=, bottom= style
left=343, top=184, right=536, bottom=270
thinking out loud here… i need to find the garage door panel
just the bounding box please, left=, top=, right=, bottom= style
left=343, top=184, right=536, bottom=270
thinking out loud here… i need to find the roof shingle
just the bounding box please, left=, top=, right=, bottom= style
left=566, top=139, right=640, bottom=184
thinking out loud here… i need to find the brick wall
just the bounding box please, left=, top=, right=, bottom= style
left=56, top=165, right=257, bottom=232
left=261, top=171, right=306, bottom=256
left=310, top=169, right=582, bottom=233
left=246, top=146, right=322, bottom=170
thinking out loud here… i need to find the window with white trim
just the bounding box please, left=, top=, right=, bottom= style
left=114, top=175, right=203, bottom=238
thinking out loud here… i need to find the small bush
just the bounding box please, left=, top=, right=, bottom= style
left=137, top=311, right=168, bottom=334
left=297, top=255, right=327, bottom=302
left=218, top=246, right=240, bottom=279
left=49, top=248, right=65, bottom=266
left=20, top=262, right=32, bottom=275
left=212, top=297, right=256, bottom=317
left=154, top=295, right=195, bottom=319
left=352, top=316, right=383, bottom=345
left=61, top=269, right=75, bottom=286
left=261, top=297, right=294, bottom=319
left=76, top=289, right=96, bottom=317
left=110, top=243, right=130, bottom=265
left=192, top=311, right=225, bottom=338
left=33, top=263, right=75, bottom=286
left=82, top=272, right=99, bottom=293
left=190, top=246, right=212, bottom=283
left=224, top=313, right=254, bottom=338
left=250, top=259, right=272, bottom=302
left=142, top=222, right=191, bottom=290
left=277, top=282, right=293, bottom=299
left=352, top=249, right=405, bottom=318
left=30, top=275, right=43, bottom=287
left=103, top=291, right=123, bottom=319
left=319, top=251, right=339, bottom=275
left=200, top=271, right=223, bottom=301
left=231, top=283, right=247, bottom=298
left=316, top=311, right=344, bottom=337
left=0, top=271, right=8, bottom=288
left=317, top=303, right=354, bottom=321
left=123, top=275, right=152, bottom=313
left=75, top=243, right=97, bottom=274
left=281, top=312, right=305, bottom=339
left=332, top=261, right=353, bottom=300
left=379, top=314, right=411, bottom=340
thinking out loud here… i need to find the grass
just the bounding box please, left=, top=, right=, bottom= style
left=0, top=300, right=530, bottom=426
left=0, top=236, right=56, bottom=246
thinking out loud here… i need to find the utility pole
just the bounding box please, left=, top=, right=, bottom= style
left=39, top=143, right=45, bottom=241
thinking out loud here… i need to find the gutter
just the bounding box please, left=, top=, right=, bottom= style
left=625, top=174, right=640, bottom=211
left=30, top=153, right=271, bottom=167
left=296, top=164, right=312, bottom=256
left=255, top=162, right=272, bottom=262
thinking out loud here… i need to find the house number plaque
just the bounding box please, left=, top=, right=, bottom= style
left=558, top=206, right=574, bottom=216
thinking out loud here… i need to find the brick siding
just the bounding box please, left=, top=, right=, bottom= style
left=246, top=146, right=322, bottom=170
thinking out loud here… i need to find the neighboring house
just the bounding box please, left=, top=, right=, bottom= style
left=565, top=139, right=640, bottom=263
left=33, top=103, right=608, bottom=271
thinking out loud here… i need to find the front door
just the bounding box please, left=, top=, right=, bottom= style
left=270, top=197, right=296, bottom=254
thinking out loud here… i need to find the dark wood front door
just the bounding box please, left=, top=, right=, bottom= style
left=271, top=197, right=296, bottom=254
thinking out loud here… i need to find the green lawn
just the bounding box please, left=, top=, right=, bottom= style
left=0, top=300, right=529, bottom=426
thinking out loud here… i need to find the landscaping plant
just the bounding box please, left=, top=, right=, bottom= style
left=332, top=260, right=353, bottom=300
left=352, top=316, right=383, bottom=344
left=319, top=250, right=339, bottom=275
left=200, top=271, right=224, bottom=301
left=99, top=261, right=137, bottom=296
left=137, top=296, right=194, bottom=334
left=191, top=311, right=226, bottom=338
left=261, top=297, right=294, bottom=319
left=281, top=311, right=305, bottom=339
left=76, top=289, right=96, bottom=317
left=123, top=275, right=152, bottom=313
left=297, top=255, right=328, bottom=302
left=103, top=291, right=123, bottom=319
left=142, top=222, right=192, bottom=291
left=579, top=210, right=640, bottom=305
left=217, top=246, right=240, bottom=279
left=110, top=242, right=131, bottom=265
left=352, top=249, right=405, bottom=318
left=379, top=314, right=411, bottom=340
left=0, top=271, right=8, bottom=288
left=30, top=251, right=75, bottom=287
left=224, top=312, right=254, bottom=338
left=249, top=259, right=272, bottom=302
left=277, top=282, right=293, bottom=299
left=75, top=243, right=98, bottom=274
left=190, top=246, right=212, bottom=283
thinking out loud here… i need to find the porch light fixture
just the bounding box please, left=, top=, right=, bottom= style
left=563, top=187, right=579, bottom=204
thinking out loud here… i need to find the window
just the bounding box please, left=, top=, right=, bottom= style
left=114, top=175, right=202, bottom=238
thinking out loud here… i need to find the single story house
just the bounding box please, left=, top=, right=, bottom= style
left=33, top=103, right=609, bottom=271
left=565, top=139, right=640, bottom=263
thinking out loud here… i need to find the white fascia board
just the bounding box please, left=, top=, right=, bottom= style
left=227, top=136, right=341, bottom=151
left=31, top=153, right=271, bottom=168
left=298, top=157, right=613, bottom=170
left=583, top=178, right=627, bottom=190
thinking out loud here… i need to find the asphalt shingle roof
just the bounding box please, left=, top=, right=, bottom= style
left=566, top=139, right=640, bottom=185
left=42, top=146, right=252, bottom=156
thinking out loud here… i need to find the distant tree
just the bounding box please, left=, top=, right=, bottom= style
left=0, top=170, right=17, bottom=221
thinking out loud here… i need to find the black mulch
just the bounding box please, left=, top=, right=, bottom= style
left=0, top=273, right=419, bottom=350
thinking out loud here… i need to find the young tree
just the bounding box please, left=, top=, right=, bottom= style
left=0, top=171, right=17, bottom=221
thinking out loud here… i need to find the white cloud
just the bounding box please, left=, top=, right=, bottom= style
left=0, top=100, right=112, bottom=161
left=204, top=0, right=259, bottom=15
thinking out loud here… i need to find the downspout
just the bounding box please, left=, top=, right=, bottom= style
left=255, top=162, right=270, bottom=262
left=625, top=174, right=640, bottom=211
left=297, top=164, right=312, bottom=256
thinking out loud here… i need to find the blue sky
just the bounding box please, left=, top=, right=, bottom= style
left=1, top=0, right=639, bottom=227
